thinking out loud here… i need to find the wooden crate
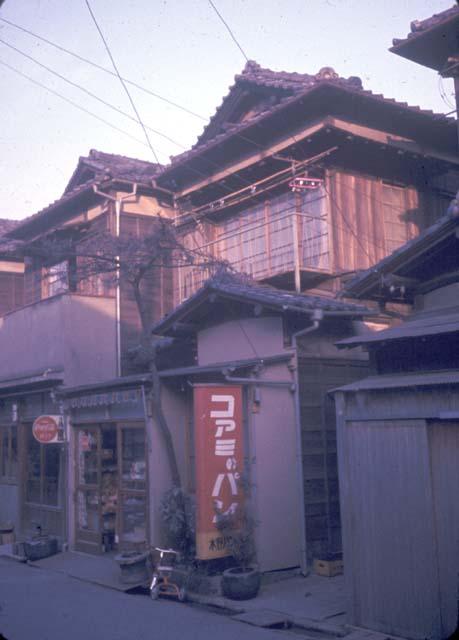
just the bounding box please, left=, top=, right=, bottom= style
left=313, top=557, right=343, bottom=577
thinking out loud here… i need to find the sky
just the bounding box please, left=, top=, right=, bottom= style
left=0, top=0, right=456, bottom=221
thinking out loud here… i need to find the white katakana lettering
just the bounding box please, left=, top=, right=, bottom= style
left=215, top=419, right=235, bottom=437
left=210, top=395, right=235, bottom=418
left=215, top=439, right=236, bottom=456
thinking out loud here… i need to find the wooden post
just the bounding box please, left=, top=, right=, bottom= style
left=292, top=211, right=301, bottom=293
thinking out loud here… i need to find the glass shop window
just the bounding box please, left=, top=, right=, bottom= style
left=26, top=426, right=61, bottom=507
left=0, top=425, right=18, bottom=482
left=121, top=428, right=146, bottom=491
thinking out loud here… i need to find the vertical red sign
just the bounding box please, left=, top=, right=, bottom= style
left=194, top=385, right=244, bottom=560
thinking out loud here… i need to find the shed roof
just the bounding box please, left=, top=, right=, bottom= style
left=338, top=306, right=459, bottom=348
left=341, top=201, right=459, bottom=301
left=334, top=369, right=459, bottom=393
left=151, top=274, right=370, bottom=336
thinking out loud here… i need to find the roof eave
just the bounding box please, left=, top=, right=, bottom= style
left=152, top=282, right=370, bottom=337
left=342, top=214, right=459, bottom=301
left=390, top=12, right=459, bottom=71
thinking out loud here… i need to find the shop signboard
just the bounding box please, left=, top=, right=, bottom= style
left=194, top=385, right=244, bottom=560
left=32, top=415, right=63, bottom=444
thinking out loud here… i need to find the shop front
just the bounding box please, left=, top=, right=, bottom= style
left=74, top=422, right=147, bottom=554
left=0, top=381, right=67, bottom=542
left=63, top=375, right=151, bottom=555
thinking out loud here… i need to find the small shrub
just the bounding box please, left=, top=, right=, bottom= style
left=159, top=487, right=196, bottom=562
left=215, top=503, right=257, bottom=570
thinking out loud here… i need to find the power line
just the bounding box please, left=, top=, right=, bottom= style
left=208, top=0, right=249, bottom=63
left=84, top=0, right=160, bottom=164
left=0, top=58, right=156, bottom=151
left=0, top=16, right=207, bottom=122
left=438, top=75, right=455, bottom=111
left=0, top=37, right=186, bottom=150
left=0, top=17, right=319, bottom=192
left=0, top=39, right=255, bottom=194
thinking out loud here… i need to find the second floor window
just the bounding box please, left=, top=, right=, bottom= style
left=45, top=261, right=69, bottom=298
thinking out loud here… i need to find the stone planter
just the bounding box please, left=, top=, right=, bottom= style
left=23, top=536, right=58, bottom=561
left=115, top=550, right=150, bottom=585
left=221, top=566, right=261, bottom=600
left=0, top=522, right=15, bottom=545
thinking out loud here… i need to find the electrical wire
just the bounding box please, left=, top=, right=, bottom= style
left=0, top=36, right=187, bottom=150
left=0, top=17, right=334, bottom=194
left=2, top=14, right=428, bottom=246
left=0, top=16, right=207, bottom=121
left=0, top=58, right=156, bottom=151
left=207, top=0, right=249, bottom=63
left=438, top=75, right=455, bottom=111
left=84, top=0, right=160, bottom=163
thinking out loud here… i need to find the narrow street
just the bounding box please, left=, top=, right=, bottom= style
left=0, top=558, right=288, bottom=640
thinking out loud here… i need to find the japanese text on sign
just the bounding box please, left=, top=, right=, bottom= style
left=194, top=386, right=244, bottom=560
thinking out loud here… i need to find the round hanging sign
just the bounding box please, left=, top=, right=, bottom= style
left=32, top=415, right=60, bottom=443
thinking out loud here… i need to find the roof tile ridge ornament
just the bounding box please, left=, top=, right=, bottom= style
left=242, top=59, right=261, bottom=73
left=315, top=66, right=339, bottom=81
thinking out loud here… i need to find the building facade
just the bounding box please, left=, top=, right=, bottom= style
left=334, top=197, right=459, bottom=640
left=0, top=57, right=457, bottom=568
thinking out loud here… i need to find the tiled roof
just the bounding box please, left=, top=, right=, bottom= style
left=152, top=273, right=369, bottom=336
left=0, top=219, right=20, bottom=236
left=8, top=150, right=163, bottom=240
left=392, top=4, right=459, bottom=47
left=79, top=149, right=162, bottom=181
left=6, top=179, right=98, bottom=240
left=234, top=60, right=362, bottom=93
left=192, top=62, right=362, bottom=149
left=165, top=61, right=454, bottom=170
left=65, top=149, right=162, bottom=193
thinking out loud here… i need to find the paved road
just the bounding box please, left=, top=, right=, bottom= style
left=0, top=558, right=285, bottom=640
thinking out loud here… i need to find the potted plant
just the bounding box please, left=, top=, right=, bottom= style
left=216, top=502, right=261, bottom=600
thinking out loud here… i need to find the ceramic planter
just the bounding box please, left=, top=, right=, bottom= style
left=221, top=566, right=261, bottom=600
left=115, top=550, right=150, bottom=585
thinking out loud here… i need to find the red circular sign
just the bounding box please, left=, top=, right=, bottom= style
left=32, top=415, right=59, bottom=443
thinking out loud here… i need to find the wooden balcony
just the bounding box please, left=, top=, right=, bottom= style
left=177, top=191, right=330, bottom=303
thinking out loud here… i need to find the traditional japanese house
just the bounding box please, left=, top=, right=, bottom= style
left=1, top=57, right=458, bottom=566
left=333, top=196, right=459, bottom=639
left=157, top=61, right=458, bottom=306
left=0, top=150, right=176, bottom=549
left=150, top=274, right=370, bottom=571
left=151, top=61, right=459, bottom=568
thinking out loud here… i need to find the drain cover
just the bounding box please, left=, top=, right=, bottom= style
left=232, top=609, right=291, bottom=628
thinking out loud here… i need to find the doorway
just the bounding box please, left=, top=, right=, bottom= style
left=74, top=423, right=147, bottom=554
